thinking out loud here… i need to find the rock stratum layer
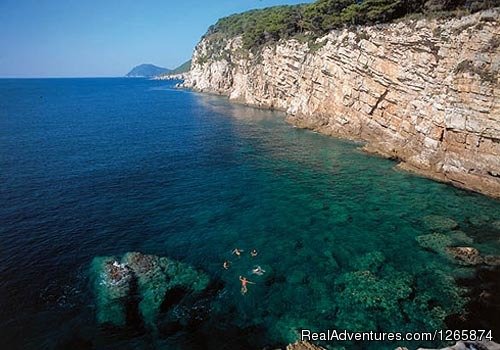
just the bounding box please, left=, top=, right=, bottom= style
left=183, top=9, right=500, bottom=197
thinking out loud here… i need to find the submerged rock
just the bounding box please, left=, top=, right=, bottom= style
left=286, top=341, right=325, bottom=350
left=334, top=258, right=467, bottom=334
left=90, top=257, right=133, bottom=327
left=91, top=252, right=211, bottom=331
left=422, top=215, right=459, bottom=231
left=492, top=221, right=500, bottom=231
left=446, top=247, right=484, bottom=266
left=447, top=265, right=500, bottom=338
left=449, top=231, right=474, bottom=245
left=467, top=214, right=491, bottom=227
left=335, top=267, right=414, bottom=330
left=416, top=232, right=499, bottom=268
left=351, top=251, right=385, bottom=272
left=483, top=255, right=500, bottom=266
left=416, top=233, right=453, bottom=254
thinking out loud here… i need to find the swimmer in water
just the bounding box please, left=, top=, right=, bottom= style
left=223, top=260, right=230, bottom=270
left=252, top=266, right=265, bottom=276
left=239, top=276, right=255, bottom=295
left=250, top=249, right=258, bottom=257
left=232, top=248, right=243, bottom=257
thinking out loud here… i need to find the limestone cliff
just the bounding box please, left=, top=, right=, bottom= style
left=183, top=9, right=500, bottom=198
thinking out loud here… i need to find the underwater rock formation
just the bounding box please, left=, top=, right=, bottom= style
left=335, top=252, right=466, bottom=332
left=449, top=231, right=474, bottom=245
left=422, top=211, right=500, bottom=334
left=448, top=265, right=500, bottom=339
left=415, top=231, right=500, bottom=267
left=484, top=255, right=500, bottom=266
left=286, top=341, right=325, bottom=350
left=422, top=216, right=459, bottom=231
left=446, top=247, right=484, bottom=265
left=492, top=221, right=500, bottom=231
left=286, top=340, right=500, bottom=350
left=91, top=257, right=133, bottom=327
left=414, top=218, right=500, bottom=267
left=90, top=252, right=211, bottom=332
left=351, top=250, right=386, bottom=271
left=416, top=232, right=454, bottom=254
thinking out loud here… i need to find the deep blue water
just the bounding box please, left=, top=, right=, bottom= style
left=0, top=78, right=499, bottom=350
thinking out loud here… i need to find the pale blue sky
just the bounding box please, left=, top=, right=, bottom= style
left=0, top=0, right=310, bottom=77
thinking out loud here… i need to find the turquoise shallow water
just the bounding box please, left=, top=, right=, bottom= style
left=0, top=78, right=499, bottom=350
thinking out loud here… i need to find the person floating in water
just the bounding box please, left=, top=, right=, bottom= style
left=232, top=248, right=243, bottom=257
left=250, top=249, right=258, bottom=257
left=223, top=260, right=230, bottom=270
left=239, top=276, right=255, bottom=295
left=252, top=265, right=265, bottom=276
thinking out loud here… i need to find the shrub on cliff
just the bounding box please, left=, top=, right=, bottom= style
left=204, top=0, right=500, bottom=50
left=206, top=5, right=305, bottom=49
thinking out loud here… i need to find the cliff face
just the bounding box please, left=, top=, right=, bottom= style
left=184, top=9, right=500, bottom=198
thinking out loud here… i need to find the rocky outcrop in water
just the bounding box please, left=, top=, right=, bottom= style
left=154, top=72, right=190, bottom=81
left=183, top=9, right=500, bottom=197
left=286, top=340, right=500, bottom=350
left=90, top=252, right=214, bottom=333
left=414, top=216, right=500, bottom=266
left=286, top=341, right=325, bottom=350
left=446, top=246, right=484, bottom=265
left=415, top=340, right=500, bottom=350
left=413, top=215, right=500, bottom=335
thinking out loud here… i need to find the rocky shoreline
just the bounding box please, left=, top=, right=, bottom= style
left=286, top=340, right=500, bottom=350
left=90, top=252, right=216, bottom=334
left=181, top=9, right=500, bottom=198
left=153, top=72, right=190, bottom=81
left=415, top=341, right=500, bottom=350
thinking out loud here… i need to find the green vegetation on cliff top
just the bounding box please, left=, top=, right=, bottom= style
left=205, top=0, right=499, bottom=49
left=157, top=60, right=192, bottom=77
left=169, top=59, right=192, bottom=75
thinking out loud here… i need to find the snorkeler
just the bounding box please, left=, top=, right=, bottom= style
left=250, top=249, right=258, bottom=257
left=239, top=276, right=255, bottom=295
left=232, top=248, right=243, bottom=257
left=252, top=266, right=265, bottom=276
left=223, top=260, right=230, bottom=270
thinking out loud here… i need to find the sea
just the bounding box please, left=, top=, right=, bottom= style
left=0, top=78, right=499, bottom=350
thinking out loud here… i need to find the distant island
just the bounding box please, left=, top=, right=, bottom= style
left=126, top=60, right=191, bottom=78
left=125, top=64, right=170, bottom=78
